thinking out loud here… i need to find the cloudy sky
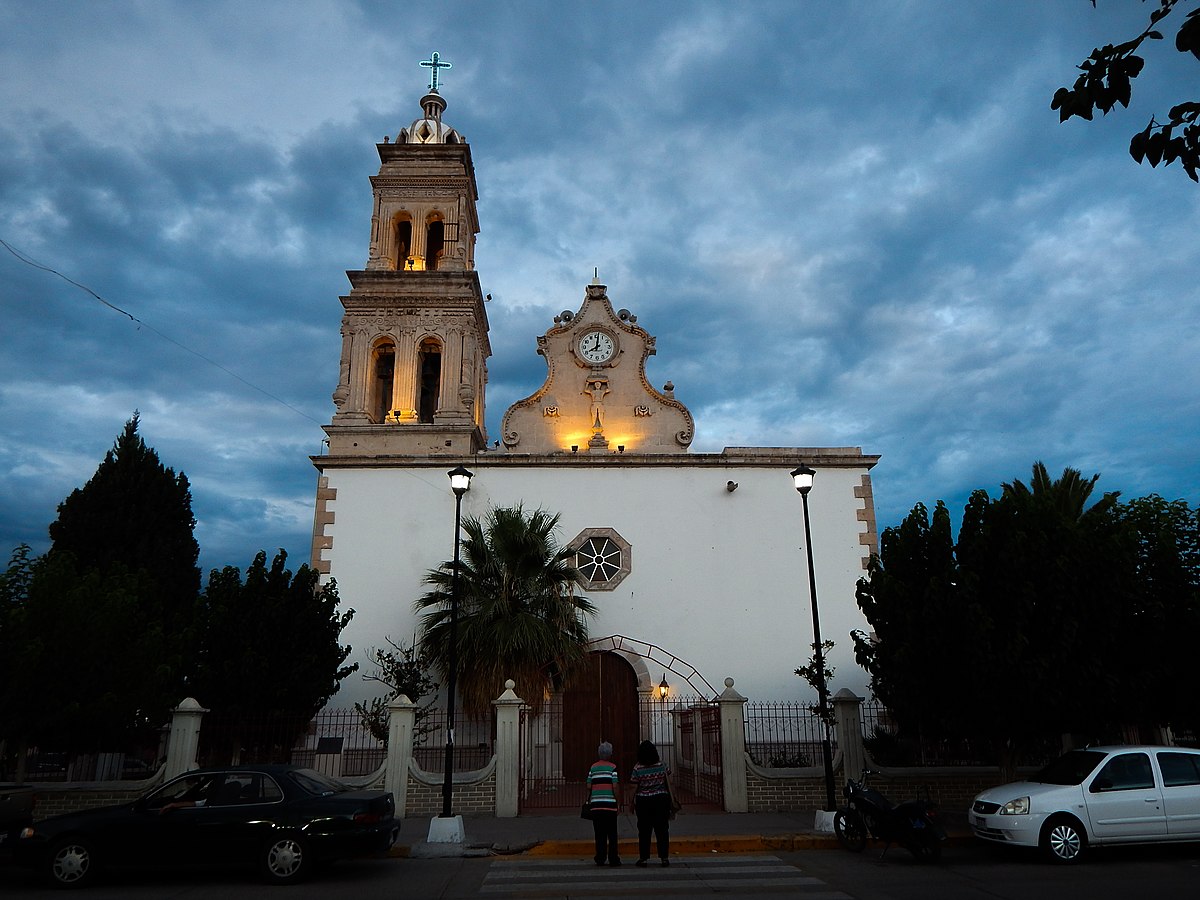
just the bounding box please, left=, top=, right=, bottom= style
left=2, top=1, right=1197, bottom=578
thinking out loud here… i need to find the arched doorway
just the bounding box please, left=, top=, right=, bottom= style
left=518, top=650, right=640, bottom=812
left=562, top=650, right=640, bottom=781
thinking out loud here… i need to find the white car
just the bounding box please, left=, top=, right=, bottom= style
left=971, top=745, right=1200, bottom=863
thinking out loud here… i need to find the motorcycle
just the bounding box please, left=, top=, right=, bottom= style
left=833, top=769, right=945, bottom=862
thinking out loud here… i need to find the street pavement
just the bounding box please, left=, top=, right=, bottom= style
left=395, top=807, right=973, bottom=859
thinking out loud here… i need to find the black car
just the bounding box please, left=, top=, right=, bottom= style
left=1, top=784, right=36, bottom=861
left=15, top=765, right=399, bottom=887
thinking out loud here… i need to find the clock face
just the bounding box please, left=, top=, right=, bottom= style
left=579, top=330, right=615, bottom=364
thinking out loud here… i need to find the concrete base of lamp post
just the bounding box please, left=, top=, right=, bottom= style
left=426, top=814, right=466, bottom=844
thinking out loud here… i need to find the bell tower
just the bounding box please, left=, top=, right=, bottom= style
left=324, top=57, right=489, bottom=456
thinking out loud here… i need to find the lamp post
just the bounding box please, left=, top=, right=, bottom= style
left=658, top=675, right=669, bottom=753
left=440, top=464, right=473, bottom=818
left=791, top=464, right=837, bottom=811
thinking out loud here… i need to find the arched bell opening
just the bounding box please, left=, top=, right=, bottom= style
left=417, top=337, right=442, bottom=423
left=426, top=216, right=445, bottom=271
left=370, top=340, right=396, bottom=423
left=393, top=217, right=413, bottom=271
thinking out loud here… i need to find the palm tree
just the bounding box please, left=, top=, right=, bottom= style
left=415, top=505, right=596, bottom=713
left=1001, top=460, right=1117, bottom=523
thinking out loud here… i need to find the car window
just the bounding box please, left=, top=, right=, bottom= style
left=1157, top=752, right=1200, bottom=788
left=237, top=774, right=284, bottom=804
left=210, top=774, right=284, bottom=805
left=1033, top=750, right=1107, bottom=785
left=145, top=773, right=222, bottom=809
left=1090, top=752, right=1155, bottom=792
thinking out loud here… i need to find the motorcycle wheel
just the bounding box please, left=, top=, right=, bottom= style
left=834, top=808, right=867, bottom=852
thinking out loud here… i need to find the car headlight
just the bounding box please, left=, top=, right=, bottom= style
left=999, top=797, right=1030, bottom=815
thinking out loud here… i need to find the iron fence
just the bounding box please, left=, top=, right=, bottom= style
left=413, top=707, right=495, bottom=772
left=197, top=707, right=388, bottom=775
left=860, top=699, right=1059, bottom=767
left=744, top=699, right=832, bottom=768
left=4, top=736, right=166, bottom=783
left=0, top=715, right=168, bottom=782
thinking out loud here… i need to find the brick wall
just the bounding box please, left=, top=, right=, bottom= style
left=30, top=788, right=145, bottom=821
left=746, top=768, right=1011, bottom=814
left=874, top=770, right=1008, bottom=812
left=404, top=771, right=496, bottom=817
left=746, top=772, right=829, bottom=812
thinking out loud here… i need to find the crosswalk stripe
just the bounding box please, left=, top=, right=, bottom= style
left=480, top=854, right=852, bottom=897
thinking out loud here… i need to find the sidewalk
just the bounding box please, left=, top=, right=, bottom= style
left=394, top=808, right=973, bottom=858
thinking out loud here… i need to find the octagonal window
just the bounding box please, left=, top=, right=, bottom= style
left=570, top=527, right=632, bottom=592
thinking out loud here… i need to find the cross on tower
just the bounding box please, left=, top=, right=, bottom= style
left=420, top=51, right=452, bottom=92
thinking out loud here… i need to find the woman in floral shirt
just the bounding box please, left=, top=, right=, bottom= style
left=629, top=739, right=675, bottom=866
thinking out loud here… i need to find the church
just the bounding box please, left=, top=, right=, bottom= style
left=308, top=68, right=880, bottom=713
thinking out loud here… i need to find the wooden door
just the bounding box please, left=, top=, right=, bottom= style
left=562, top=651, right=639, bottom=782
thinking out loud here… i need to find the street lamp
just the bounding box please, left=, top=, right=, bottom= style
left=441, top=464, right=473, bottom=818
left=658, top=675, right=670, bottom=752
left=790, top=464, right=837, bottom=811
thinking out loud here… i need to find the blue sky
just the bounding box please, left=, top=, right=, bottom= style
left=2, top=1, right=1198, bottom=577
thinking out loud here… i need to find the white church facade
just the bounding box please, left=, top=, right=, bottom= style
left=309, top=82, right=880, bottom=709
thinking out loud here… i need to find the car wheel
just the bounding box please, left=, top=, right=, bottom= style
left=261, top=834, right=310, bottom=884
left=1040, top=816, right=1086, bottom=864
left=48, top=836, right=97, bottom=888
left=834, top=809, right=867, bottom=852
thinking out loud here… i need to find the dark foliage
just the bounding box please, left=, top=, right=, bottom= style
left=354, top=637, right=440, bottom=745
left=1115, top=495, right=1200, bottom=732
left=1054, top=0, right=1200, bottom=180
left=193, top=550, right=357, bottom=720
left=853, top=462, right=1196, bottom=776
left=48, top=413, right=200, bottom=631
left=1, top=551, right=176, bottom=752
left=1, top=416, right=203, bottom=758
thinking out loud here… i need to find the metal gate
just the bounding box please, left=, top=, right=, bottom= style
left=518, top=688, right=719, bottom=812
left=674, top=699, right=723, bottom=806
left=516, top=657, right=686, bottom=811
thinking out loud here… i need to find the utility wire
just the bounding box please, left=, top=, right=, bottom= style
left=1, top=237, right=323, bottom=426
left=1, top=236, right=469, bottom=500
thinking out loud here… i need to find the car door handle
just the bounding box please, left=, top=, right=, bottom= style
left=1144, top=798, right=1160, bottom=803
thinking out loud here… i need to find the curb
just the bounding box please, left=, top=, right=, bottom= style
left=391, top=832, right=975, bottom=859
left=524, top=834, right=843, bottom=857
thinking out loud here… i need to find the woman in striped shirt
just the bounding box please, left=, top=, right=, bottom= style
left=586, top=741, right=621, bottom=866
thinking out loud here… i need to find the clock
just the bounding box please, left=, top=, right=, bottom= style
left=578, top=330, right=615, bottom=364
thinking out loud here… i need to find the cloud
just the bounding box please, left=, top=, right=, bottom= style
left=1, top=0, right=1198, bottom=576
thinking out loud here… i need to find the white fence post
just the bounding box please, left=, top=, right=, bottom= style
left=493, top=679, right=524, bottom=818
left=385, top=695, right=417, bottom=817
left=717, top=677, right=748, bottom=813
left=832, top=688, right=865, bottom=783
left=164, top=697, right=209, bottom=780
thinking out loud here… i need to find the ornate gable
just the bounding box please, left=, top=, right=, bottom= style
left=500, top=280, right=694, bottom=454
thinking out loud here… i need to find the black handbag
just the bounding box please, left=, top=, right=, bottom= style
left=580, top=801, right=593, bottom=820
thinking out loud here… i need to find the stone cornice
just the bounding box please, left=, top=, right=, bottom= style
left=312, top=446, right=880, bottom=471
left=374, top=141, right=478, bottom=200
